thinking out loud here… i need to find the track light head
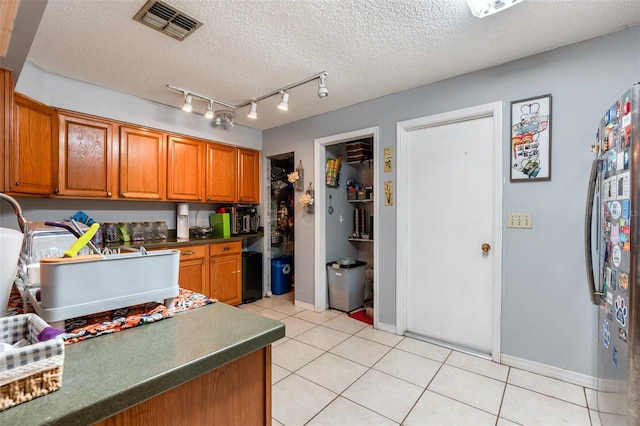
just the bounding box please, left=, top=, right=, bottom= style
left=247, top=101, right=258, bottom=119
left=182, top=93, right=193, bottom=112
left=278, top=91, right=289, bottom=111
left=215, top=116, right=221, bottom=126
left=318, top=74, right=328, bottom=98
left=204, top=101, right=214, bottom=119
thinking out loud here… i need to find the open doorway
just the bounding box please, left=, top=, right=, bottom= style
left=314, top=127, right=379, bottom=326
left=267, top=153, right=295, bottom=297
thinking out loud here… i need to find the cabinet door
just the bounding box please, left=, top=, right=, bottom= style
left=120, top=126, right=166, bottom=200
left=167, top=135, right=204, bottom=201
left=176, top=245, right=208, bottom=295
left=205, top=143, right=236, bottom=202
left=0, top=68, right=12, bottom=192
left=237, top=148, right=260, bottom=203
left=57, top=112, right=115, bottom=198
left=8, top=94, right=56, bottom=195
left=210, top=254, right=241, bottom=305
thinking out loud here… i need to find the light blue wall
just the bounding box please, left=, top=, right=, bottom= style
left=262, top=26, right=640, bottom=376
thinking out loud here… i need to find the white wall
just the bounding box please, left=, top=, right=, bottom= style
left=262, top=26, right=640, bottom=376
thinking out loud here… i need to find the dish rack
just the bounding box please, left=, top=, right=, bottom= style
left=0, top=314, right=65, bottom=411
left=28, top=250, right=180, bottom=330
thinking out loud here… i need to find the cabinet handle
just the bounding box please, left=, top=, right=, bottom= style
left=207, top=197, right=210, bottom=201
left=221, top=247, right=230, bottom=251
left=107, top=191, right=113, bottom=197
left=181, top=251, right=195, bottom=256
left=202, top=260, right=205, bottom=264
left=53, top=189, right=59, bottom=194
left=198, top=196, right=202, bottom=200
left=14, top=181, right=19, bottom=186
left=120, top=192, right=126, bottom=197
left=211, top=259, right=215, bottom=263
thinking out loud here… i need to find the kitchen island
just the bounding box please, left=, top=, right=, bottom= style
left=0, top=301, right=284, bottom=425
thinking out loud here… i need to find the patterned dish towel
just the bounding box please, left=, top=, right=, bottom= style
left=5, top=286, right=216, bottom=345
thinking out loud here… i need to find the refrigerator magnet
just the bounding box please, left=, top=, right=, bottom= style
left=612, top=245, right=622, bottom=267
left=615, top=295, right=628, bottom=327
left=610, top=201, right=622, bottom=219
left=612, top=348, right=618, bottom=368
left=619, top=273, right=629, bottom=292
left=603, top=320, right=611, bottom=348
left=619, top=328, right=628, bottom=343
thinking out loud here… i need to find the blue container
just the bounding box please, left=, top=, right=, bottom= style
left=271, top=256, right=293, bottom=295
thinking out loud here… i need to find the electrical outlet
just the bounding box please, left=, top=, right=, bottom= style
left=507, top=213, right=533, bottom=229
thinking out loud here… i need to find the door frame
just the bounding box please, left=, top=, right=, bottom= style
left=396, top=102, right=503, bottom=361
left=314, top=127, right=380, bottom=323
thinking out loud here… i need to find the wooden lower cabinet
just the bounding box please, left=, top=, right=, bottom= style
left=94, top=345, right=272, bottom=426
left=210, top=241, right=242, bottom=305
left=172, top=242, right=242, bottom=305
left=175, top=245, right=208, bottom=295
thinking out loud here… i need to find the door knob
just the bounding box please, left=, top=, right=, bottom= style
left=482, top=243, right=491, bottom=253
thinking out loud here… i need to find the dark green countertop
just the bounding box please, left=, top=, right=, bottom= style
left=0, top=302, right=284, bottom=426
left=108, top=231, right=264, bottom=250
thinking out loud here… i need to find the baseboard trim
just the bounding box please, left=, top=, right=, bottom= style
left=294, top=299, right=316, bottom=311
left=376, top=321, right=396, bottom=334
left=500, top=354, right=597, bottom=389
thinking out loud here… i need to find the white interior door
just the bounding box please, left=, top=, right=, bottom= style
left=405, top=115, right=496, bottom=355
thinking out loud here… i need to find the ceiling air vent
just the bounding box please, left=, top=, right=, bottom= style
left=133, top=0, right=203, bottom=41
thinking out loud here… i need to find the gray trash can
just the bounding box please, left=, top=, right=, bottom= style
left=327, top=260, right=367, bottom=312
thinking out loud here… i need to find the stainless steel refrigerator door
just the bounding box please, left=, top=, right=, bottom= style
left=594, top=83, right=640, bottom=426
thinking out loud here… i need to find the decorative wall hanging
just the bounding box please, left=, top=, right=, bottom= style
left=384, top=147, right=393, bottom=172
left=300, top=182, right=314, bottom=213
left=510, top=94, right=552, bottom=182
left=289, top=160, right=304, bottom=191
left=325, top=155, right=342, bottom=187
left=384, top=181, right=394, bottom=206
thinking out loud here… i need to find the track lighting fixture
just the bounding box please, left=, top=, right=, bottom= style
left=247, top=101, right=258, bottom=119
left=213, top=110, right=236, bottom=128
left=181, top=93, right=193, bottom=112
left=318, top=73, right=328, bottom=98
left=167, top=71, right=328, bottom=128
left=278, top=91, right=289, bottom=111
left=204, top=101, right=214, bottom=119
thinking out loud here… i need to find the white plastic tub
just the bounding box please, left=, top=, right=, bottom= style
left=28, top=250, right=180, bottom=328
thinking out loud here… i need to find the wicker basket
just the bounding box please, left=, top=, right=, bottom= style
left=0, top=314, right=64, bottom=411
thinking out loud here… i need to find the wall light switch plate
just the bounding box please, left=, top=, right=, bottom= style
left=507, top=213, right=533, bottom=229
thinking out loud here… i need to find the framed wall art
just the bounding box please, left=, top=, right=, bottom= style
left=510, top=94, right=552, bottom=182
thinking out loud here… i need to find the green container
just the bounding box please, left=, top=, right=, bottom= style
left=209, top=213, right=230, bottom=237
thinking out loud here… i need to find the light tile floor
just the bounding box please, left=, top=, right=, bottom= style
left=239, top=293, right=599, bottom=426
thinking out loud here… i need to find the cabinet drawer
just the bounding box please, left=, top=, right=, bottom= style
left=175, top=245, right=207, bottom=260
left=209, top=241, right=241, bottom=256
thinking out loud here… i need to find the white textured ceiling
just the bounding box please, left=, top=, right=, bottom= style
left=25, top=0, right=640, bottom=130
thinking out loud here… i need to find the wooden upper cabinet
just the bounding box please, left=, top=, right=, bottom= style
left=237, top=148, right=260, bottom=203
left=205, top=142, right=236, bottom=202
left=0, top=68, right=12, bottom=192
left=8, top=93, right=56, bottom=195
left=57, top=112, right=115, bottom=198
left=119, top=126, right=166, bottom=200
left=167, top=135, right=205, bottom=201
